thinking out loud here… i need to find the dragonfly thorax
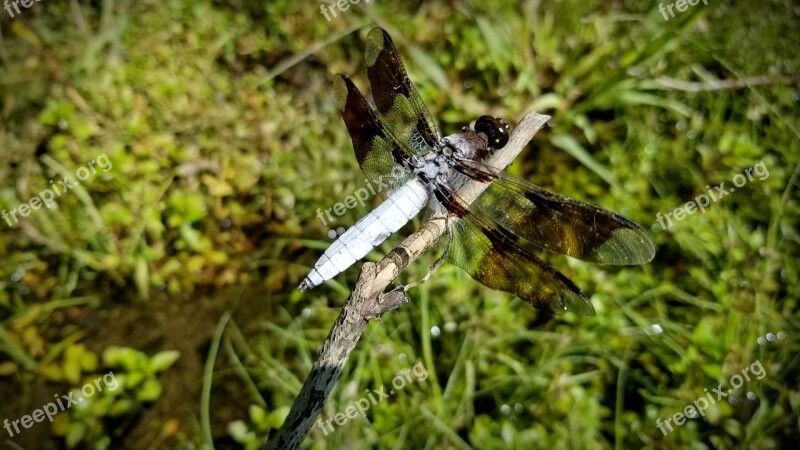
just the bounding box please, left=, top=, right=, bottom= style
left=412, top=148, right=454, bottom=185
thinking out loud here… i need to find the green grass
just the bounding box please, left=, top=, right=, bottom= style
left=0, top=0, right=798, bottom=448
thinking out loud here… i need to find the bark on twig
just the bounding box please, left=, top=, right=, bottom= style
left=264, top=111, right=551, bottom=450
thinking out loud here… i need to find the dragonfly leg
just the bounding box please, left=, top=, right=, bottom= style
left=422, top=216, right=453, bottom=282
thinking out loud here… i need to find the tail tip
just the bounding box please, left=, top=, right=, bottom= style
left=298, top=279, right=313, bottom=292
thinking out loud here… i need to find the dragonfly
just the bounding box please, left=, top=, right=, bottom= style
left=298, top=27, right=655, bottom=315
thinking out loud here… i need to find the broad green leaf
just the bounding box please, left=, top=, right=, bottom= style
left=150, top=350, right=180, bottom=373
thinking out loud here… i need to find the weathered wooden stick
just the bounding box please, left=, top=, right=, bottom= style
left=264, top=111, right=551, bottom=450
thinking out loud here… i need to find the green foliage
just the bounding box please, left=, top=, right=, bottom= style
left=229, top=405, right=290, bottom=450
left=28, top=346, right=179, bottom=449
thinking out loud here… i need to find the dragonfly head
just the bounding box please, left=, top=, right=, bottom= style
left=473, top=116, right=510, bottom=150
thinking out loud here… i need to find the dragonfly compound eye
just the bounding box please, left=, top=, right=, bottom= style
left=474, top=115, right=509, bottom=150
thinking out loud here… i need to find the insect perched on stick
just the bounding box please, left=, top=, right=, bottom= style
left=299, top=27, right=655, bottom=315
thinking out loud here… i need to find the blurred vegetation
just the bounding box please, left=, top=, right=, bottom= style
left=0, top=0, right=798, bottom=448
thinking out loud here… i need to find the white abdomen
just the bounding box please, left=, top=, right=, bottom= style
left=298, top=178, right=429, bottom=291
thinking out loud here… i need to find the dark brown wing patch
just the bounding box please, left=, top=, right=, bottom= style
left=435, top=188, right=595, bottom=316
left=455, top=160, right=656, bottom=265
left=333, top=74, right=411, bottom=186
left=365, top=27, right=439, bottom=154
